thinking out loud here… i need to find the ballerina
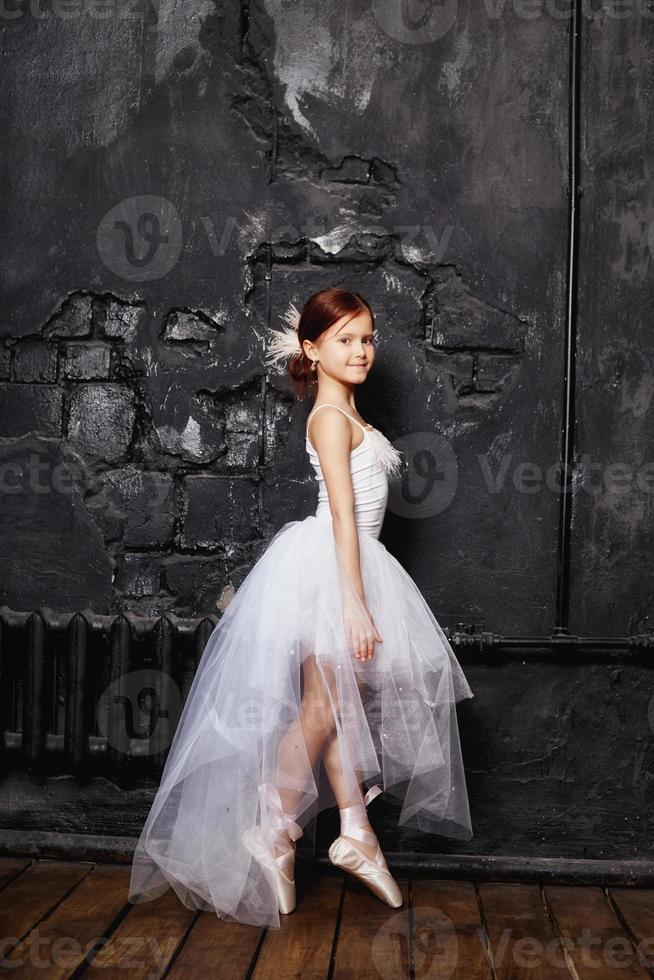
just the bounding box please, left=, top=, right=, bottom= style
left=128, top=286, right=474, bottom=929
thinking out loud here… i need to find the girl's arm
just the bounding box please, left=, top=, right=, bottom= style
left=309, top=408, right=364, bottom=597
left=308, top=408, right=382, bottom=661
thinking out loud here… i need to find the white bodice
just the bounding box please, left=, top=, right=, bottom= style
left=305, top=404, right=404, bottom=539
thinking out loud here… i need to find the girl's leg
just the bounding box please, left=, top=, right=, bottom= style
left=271, top=654, right=340, bottom=871
left=320, top=676, right=379, bottom=860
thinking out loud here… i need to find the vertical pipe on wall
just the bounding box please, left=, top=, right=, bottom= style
left=555, top=0, right=583, bottom=634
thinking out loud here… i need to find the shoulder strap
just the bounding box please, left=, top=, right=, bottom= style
left=306, top=403, right=367, bottom=438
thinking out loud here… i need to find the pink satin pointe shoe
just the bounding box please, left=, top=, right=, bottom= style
left=242, top=782, right=303, bottom=915
left=328, top=784, right=403, bottom=909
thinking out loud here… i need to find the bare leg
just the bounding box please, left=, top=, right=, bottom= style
left=320, top=676, right=379, bottom=860
left=270, top=654, right=340, bottom=877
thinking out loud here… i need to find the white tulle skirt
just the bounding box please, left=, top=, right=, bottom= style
left=128, top=515, right=475, bottom=928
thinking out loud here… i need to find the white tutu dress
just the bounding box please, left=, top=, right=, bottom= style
left=128, top=403, right=474, bottom=928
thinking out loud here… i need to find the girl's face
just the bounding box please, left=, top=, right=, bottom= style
left=306, top=310, right=376, bottom=383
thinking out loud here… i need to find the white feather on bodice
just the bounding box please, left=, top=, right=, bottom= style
left=305, top=403, right=405, bottom=480
left=364, top=426, right=405, bottom=478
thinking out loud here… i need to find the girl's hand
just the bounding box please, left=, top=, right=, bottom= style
left=343, top=597, right=383, bottom=662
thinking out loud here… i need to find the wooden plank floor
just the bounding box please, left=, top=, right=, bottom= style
left=1, top=857, right=653, bottom=978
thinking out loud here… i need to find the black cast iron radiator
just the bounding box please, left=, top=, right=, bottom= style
left=0, top=606, right=217, bottom=784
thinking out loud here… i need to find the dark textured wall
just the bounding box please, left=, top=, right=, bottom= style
left=1, top=3, right=653, bottom=861
left=0, top=3, right=573, bottom=628
left=574, top=18, right=654, bottom=634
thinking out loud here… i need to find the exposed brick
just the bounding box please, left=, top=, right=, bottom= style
left=321, top=156, right=367, bottom=184
left=100, top=297, right=145, bottom=342
left=162, top=555, right=230, bottom=613
left=86, top=467, right=175, bottom=548
left=321, top=155, right=399, bottom=186
left=44, top=292, right=93, bottom=338
left=67, top=384, right=137, bottom=462
left=262, top=396, right=294, bottom=465
left=221, top=430, right=260, bottom=469
left=369, top=158, right=398, bottom=184
left=162, top=308, right=221, bottom=342
left=0, top=347, right=11, bottom=379
left=64, top=343, right=112, bottom=380
left=0, top=384, right=63, bottom=437
left=114, top=553, right=160, bottom=597
left=219, top=400, right=260, bottom=468
left=216, top=398, right=262, bottom=469
left=426, top=348, right=475, bottom=397
left=431, top=276, right=525, bottom=351
left=181, top=475, right=259, bottom=550
left=13, top=343, right=58, bottom=383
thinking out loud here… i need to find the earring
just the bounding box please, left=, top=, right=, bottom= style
left=311, top=360, right=317, bottom=371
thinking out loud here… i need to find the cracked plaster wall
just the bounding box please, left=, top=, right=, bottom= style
left=1, top=2, right=653, bottom=856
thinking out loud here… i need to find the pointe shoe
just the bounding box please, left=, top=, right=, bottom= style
left=328, top=784, right=403, bottom=909
left=242, top=782, right=303, bottom=915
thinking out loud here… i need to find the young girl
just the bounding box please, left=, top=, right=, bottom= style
left=128, top=287, right=474, bottom=929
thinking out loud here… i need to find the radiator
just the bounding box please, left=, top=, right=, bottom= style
left=0, top=607, right=217, bottom=782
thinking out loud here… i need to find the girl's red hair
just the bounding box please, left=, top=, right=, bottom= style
left=288, top=287, right=374, bottom=399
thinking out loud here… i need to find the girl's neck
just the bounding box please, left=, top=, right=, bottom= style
left=312, top=381, right=356, bottom=410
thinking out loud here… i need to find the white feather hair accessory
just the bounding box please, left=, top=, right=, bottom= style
left=264, top=302, right=304, bottom=372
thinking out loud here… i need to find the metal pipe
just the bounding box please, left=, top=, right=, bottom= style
left=1, top=830, right=653, bottom=888
left=555, top=0, right=583, bottom=634
left=1, top=607, right=652, bottom=658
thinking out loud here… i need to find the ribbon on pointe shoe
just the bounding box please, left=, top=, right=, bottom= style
left=340, top=784, right=382, bottom=846
left=258, top=782, right=303, bottom=880
left=363, top=784, right=382, bottom=806
left=259, top=782, right=303, bottom=841
left=242, top=783, right=303, bottom=915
